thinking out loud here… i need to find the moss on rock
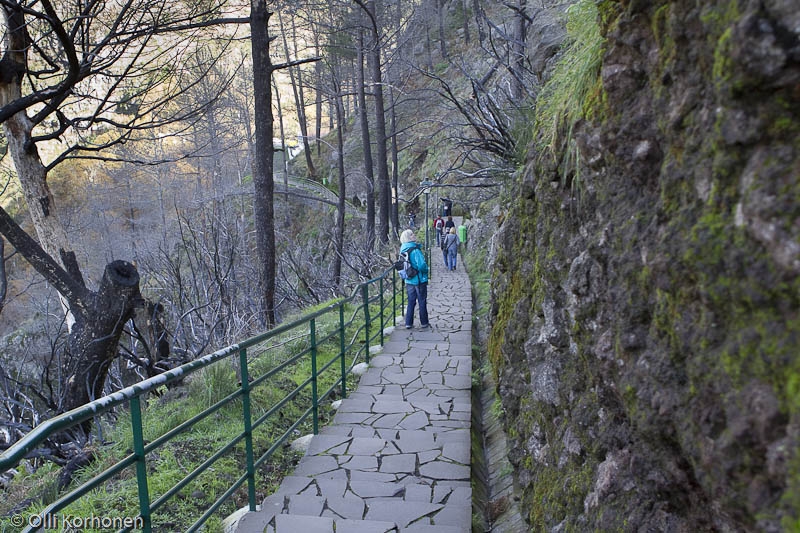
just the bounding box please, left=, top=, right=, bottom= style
left=489, top=0, right=800, bottom=529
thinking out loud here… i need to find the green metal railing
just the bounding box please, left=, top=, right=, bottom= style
left=0, top=267, right=405, bottom=532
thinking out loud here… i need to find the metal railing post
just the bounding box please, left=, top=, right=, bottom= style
left=428, top=245, right=432, bottom=282
left=379, top=276, right=385, bottom=345
left=130, top=396, right=152, bottom=532
left=361, top=284, right=370, bottom=364
left=339, top=303, right=347, bottom=399
left=400, top=275, right=405, bottom=321
left=392, top=269, right=397, bottom=326
left=240, top=348, right=257, bottom=511
left=310, top=318, right=319, bottom=435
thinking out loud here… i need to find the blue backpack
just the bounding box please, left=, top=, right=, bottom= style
left=396, top=245, right=419, bottom=280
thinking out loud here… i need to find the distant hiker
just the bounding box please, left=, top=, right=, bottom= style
left=408, top=212, right=416, bottom=228
left=441, top=218, right=456, bottom=266
left=399, top=229, right=430, bottom=330
left=433, top=215, right=444, bottom=245
left=441, top=197, right=452, bottom=217
left=444, top=215, right=455, bottom=235
left=440, top=226, right=449, bottom=266
left=442, top=226, right=460, bottom=271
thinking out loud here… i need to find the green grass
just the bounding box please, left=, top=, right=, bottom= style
left=535, top=0, right=605, bottom=165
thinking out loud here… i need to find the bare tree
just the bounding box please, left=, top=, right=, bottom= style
left=476, top=0, right=536, bottom=101
left=0, top=0, right=245, bottom=418
left=388, top=86, right=401, bottom=239
left=352, top=0, right=391, bottom=244
left=510, top=0, right=530, bottom=101
left=277, top=6, right=318, bottom=179
left=314, top=33, right=325, bottom=155
left=249, top=0, right=319, bottom=326
left=437, top=0, right=448, bottom=58
left=414, top=0, right=542, bottom=174
left=331, top=61, right=347, bottom=291
left=356, top=27, right=377, bottom=251
left=249, top=0, right=278, bottom=326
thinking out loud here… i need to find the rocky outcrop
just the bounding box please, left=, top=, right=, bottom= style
left=490, top=0, right=800, bottom=530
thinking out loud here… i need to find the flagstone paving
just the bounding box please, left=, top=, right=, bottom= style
left=235, top=261, right=473, bottom=533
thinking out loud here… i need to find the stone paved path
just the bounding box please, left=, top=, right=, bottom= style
left=235, top=259, right=473, bottom=533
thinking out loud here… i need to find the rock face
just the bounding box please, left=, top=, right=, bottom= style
left=490, top=1, right=800, bottom=530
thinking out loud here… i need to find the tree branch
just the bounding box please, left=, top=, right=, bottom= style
left=0, top=206, right=90, bottom=311
left=273, top=56, right=321, bottom=71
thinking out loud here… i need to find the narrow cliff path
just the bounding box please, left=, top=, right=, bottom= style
left=235, top=260, right=473, bottom=532
left=275, top=175, right=365, bottom=218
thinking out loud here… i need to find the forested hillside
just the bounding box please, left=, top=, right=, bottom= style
left=0, top=0, right=519, bottom=523
left=0, top=0, right=485, bottom=437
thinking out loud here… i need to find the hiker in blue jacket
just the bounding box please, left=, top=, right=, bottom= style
left=399, top=229, right=430, bottom=330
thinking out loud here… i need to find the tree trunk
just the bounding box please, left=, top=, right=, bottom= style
left=356, top=30, right=376, bottom=252
left=205, top=102, right=224, bottom=197
left=462, top=0, right=470, bottom=44
left=438, top=0, right=448, bottom=59
left=291, top=15, right=315, bottom=179
left=0, top=207, right=144, bottom=416
left=390, top=1, right=403, bottom=239
left=511, top=0, right=528, bottom=101
left=425, top=12, right=434, bottom=70
left=124, top=175, right=138, bottom=262
left=388, top=80, right=400, bottom=239
left=250, top=0, right=277, bottom=326
left=63, top=261, right=141, bottom=411
left=366, top=0, right=390, bottom=245
left=473, top=0, right=486, bottom=45
left=272, top=76, right=290, bottom=206
left=332, top=74, right=346, bottom=292
left=0, top=237, right=6, bottom=314
left=278, top=10, right=316, bottom=179
left=314, top=33, right=324, bottom=155
left=1, top=110, right=80, bottom=328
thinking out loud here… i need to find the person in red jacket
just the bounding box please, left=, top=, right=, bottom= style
left=433, top=214, right=444, bottom=246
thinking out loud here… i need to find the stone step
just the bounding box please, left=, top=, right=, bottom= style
left=239, top=513, right=464, bottom=533
left=234, top=479, right=471, bottom=532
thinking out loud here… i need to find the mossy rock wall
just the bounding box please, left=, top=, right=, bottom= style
left=490, top=0, right=800, bottom=530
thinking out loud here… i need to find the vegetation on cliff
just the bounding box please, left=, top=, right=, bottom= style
left=490, top=0, right=800, bottom=529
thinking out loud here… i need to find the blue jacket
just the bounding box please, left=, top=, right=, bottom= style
left=400, top=242, right=429, bottom=285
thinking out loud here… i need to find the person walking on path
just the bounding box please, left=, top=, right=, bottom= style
left=444, top=215, right=455, bottom=234
left=441, top=216, right=456, bottom=265
left=399, top=229, right=430, bottom=329
left=433, top=214, right=444, bottom=246
left=443, top=227, right=460, bottom=271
